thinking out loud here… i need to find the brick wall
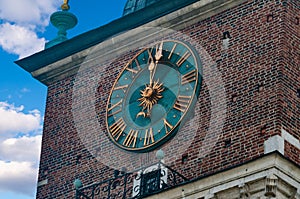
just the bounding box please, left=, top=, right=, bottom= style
left=36, top=0, right=299, bottom=198
left=280, top=0, right=300, bottom=164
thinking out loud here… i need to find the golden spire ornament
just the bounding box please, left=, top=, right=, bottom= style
left=61, top=0, right=70, bottom=11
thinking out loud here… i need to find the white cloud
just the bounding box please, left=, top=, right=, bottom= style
left=0, top=102, right=43, bottom=197
left=0, top=161, right=38, bottom=196
left=0, top=23, right=46, bottom=58
left=0, top=102, right=42, bottom=137
left=21, top=88, right=31, bottom=93
left=0, top=135, right=42, bottom=162
left=0, top=0, right=61, bottom=58
left=0, top=0, right=60, bottom=26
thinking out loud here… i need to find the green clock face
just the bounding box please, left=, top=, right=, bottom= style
left=106, top=40, right=202, bottom=152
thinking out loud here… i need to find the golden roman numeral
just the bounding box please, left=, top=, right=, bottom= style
left=147, top=48, right=153, bottom=56
left=164, top=118, right=173, bottom=134
left=147, top=48, right=154, bottom=63
left=135, top=59, right=141, bottom=71
left=144, top=128, right=155, bottom=146
left=126, top=58, right=142, bottom=75
left=176, top=51, right=191, bottom=66
left=123, top=129, right=138, bottom=147
left=107, top=99, right=123, bottom=117
left=125, top=67, right=139, bottom=74
left=168, top=43, right=177, bottom=60
left=181, top=69, right=197, bottom=85
left=173, top=95, right=191, bottom=112
left=113, top=84, right=128, bottom=92
left=109, top=118, right=126, bottom=141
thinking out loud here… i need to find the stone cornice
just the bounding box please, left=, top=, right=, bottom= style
left=146, top=152, right=300, bottom=199
left=15, top=0, right=247, bottom=85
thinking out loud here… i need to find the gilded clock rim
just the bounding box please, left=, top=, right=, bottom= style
left=105, top=39, right=202, bottom=152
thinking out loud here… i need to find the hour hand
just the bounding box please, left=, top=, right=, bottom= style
left=148, top=59, right=155, bottom=85
left=155, top=42, right=163, bottom=62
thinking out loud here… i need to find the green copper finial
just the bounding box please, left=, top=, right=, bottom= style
left=61, top=0, right=70, bottom=11
left=45, top=0, right=77, bottom=49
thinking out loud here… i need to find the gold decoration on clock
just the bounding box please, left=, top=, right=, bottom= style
left=137, top=41, right=164, bottom=118
left=138, top=80, right=164, bottom=117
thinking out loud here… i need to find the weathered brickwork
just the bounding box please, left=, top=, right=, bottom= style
left=36, top=1, right=299, bottom=198
left=280, top=0, right=300, bottom=164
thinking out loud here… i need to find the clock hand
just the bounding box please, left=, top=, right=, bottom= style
left=151, top=42, right=163, bottom=84
left=155, top=42, right=163, bottom=62
left=147, top=47, right=156, bottom=85
left=138, top=42, right=165, bottom=118
left=148, top=42, right=164, bottom=85
left=148, top=58, right=155, bottom=85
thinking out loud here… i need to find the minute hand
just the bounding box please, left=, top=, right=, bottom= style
left=155, top=42, right=163, bottom=62
left=151, top=42, right=163, bottom=83
left=148, top=60, right=155, bottom=85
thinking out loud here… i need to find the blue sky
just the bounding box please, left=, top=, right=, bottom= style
left=0, top=1, right=127, bottom=198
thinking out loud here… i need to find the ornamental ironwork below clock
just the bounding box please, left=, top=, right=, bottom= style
left=105, top=39, right=202, bottom=152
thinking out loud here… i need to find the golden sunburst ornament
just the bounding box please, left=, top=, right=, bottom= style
left=138, top=80, right=164, bottom=112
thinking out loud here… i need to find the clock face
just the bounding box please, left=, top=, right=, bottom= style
left=105, top=40, right=202, bottom=152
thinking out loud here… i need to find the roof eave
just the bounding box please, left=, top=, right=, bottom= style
left=15, top=0, right=199, bottom=73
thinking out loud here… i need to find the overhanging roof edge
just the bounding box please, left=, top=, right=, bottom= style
left=15, top=0, right=200, bottom=73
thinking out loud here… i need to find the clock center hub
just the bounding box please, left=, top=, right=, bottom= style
left=142, top=87, right=154, bottom=98
left=138, top=81, right=164, bottom=115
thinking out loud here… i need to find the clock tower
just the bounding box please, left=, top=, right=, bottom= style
left=16, top=0, right=300, bottom=198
